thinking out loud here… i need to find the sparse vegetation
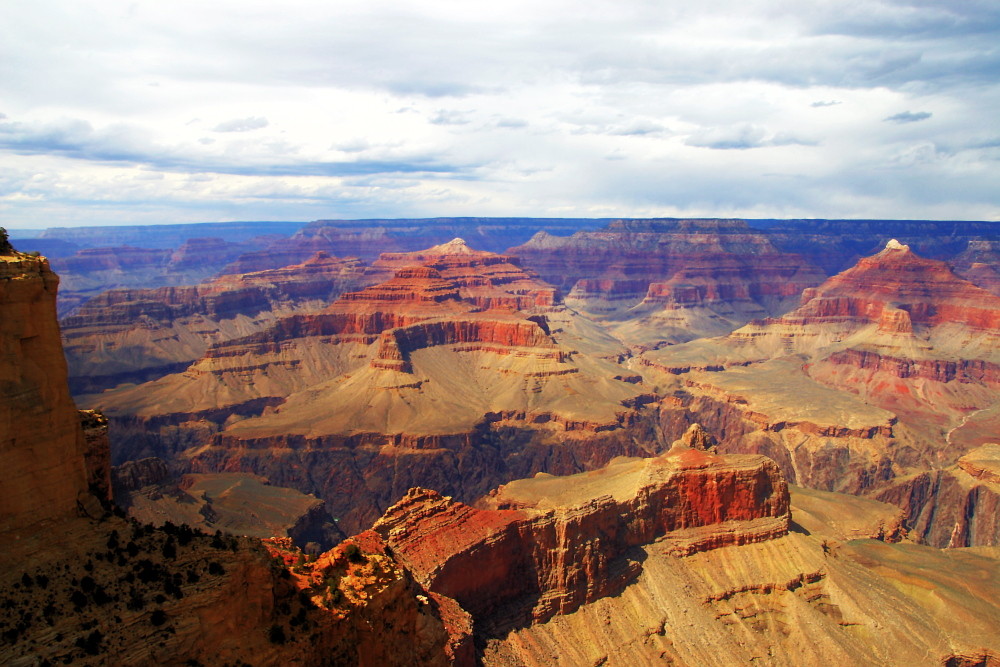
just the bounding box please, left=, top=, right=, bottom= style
left=0, top=517, right=281, bottom=664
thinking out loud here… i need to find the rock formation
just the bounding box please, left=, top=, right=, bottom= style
left=375, top=448, right=789, bottom=625
left=0, top=249, right=94, bottom=531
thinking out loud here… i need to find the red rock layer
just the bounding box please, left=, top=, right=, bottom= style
left=369, top=238, right=559, bottom=310
left=371, top=450, right=789, bottom=625
left=373, top=316, right=558, bottom=371
left=777, top=242, right=1000, bottom=330
left=204, top=250, right=558, bottom=372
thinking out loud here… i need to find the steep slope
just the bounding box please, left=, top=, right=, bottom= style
left=61, top=252, right=369, bottom=394
left=508, top=219, right=824, bottom=346
left=0, top=248, right=94, bottom=531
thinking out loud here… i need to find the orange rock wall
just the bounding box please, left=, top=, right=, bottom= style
left=0, top=255, right=90, bottom=531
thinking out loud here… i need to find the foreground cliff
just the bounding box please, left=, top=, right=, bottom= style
left=0, top=249, right=93, bottom=531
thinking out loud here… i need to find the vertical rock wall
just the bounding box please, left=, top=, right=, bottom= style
left=0, top=253, right=90, bottom=531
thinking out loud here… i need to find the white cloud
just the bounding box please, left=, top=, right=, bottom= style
left=0, top=0, right=998, bottom=227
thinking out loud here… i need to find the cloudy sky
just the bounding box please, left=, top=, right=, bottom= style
left=2, top=0, right=999, bottom=228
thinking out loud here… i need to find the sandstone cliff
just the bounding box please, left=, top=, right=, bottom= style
left=0, top=250, right=92, bottom=531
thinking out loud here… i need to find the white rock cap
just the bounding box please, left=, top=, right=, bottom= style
left=885, top=238, right=909, bottom=251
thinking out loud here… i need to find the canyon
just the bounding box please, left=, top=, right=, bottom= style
left=4, top=217, right=1000, bottom=664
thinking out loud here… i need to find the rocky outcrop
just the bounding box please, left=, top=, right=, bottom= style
left=0, top=251, right=91, bottom=532
left=371, top=449, right=789, bottom=629
left=80, top=409, right=112, bottom=502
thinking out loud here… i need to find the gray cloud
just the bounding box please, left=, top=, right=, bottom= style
left=429, top=110, right=472, bottom=126
left=884, top=111, right=933, bottom=123
left=0, top=116, right=470, bottom=178
left=212, top=117, right=269, bottom=132
left=685, top=124, right=814, bottom=150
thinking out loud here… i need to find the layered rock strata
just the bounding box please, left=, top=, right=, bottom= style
left=90, top=241, right=650, bottom=532
left=508, top=219, right=824, bottom=344
left=62, top=252, right=368, bottom=393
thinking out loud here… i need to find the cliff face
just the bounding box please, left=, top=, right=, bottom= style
left=0, top=252, right=91, bottom=531
left=875, top=444, right=1000, bottom=548
left=371, top=448, right=789, bottom=629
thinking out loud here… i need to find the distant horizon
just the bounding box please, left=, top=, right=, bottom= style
left=7, top=214, right=1000, bottom=236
